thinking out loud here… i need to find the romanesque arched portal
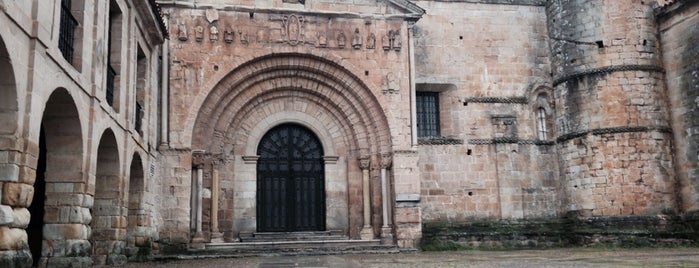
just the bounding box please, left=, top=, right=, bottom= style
left=190, top=53, right=393, bottom=241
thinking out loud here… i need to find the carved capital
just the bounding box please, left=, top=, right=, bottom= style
left=380, top=153, right=392, bottom=169
left=192, top=150, right=207, bottom=168
left=358, top=156, right=371, bottom=170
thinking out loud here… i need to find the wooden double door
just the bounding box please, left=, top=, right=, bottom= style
left=256, top=123, right=325, bottom=232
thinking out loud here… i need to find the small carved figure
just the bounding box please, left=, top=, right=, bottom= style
left=366, top=33, right=376, bottom=49
left=177, top=22, right=188, bottom=41
left=239, top=30, right=249, bottom=44
left=337, top=31, right=346, bottom=48
left=317, top=32, right=327, bottom=47
left=382, top=32, right=390, bottom=50
left=352, top=28, right=362, bottom=49
left=393, top=30, right=402, bottom=51
left=195, top=25, right=204, bottom=42
left=224, top=27, right=234, bottom=43
left=209, top=25, right=219, bottom=42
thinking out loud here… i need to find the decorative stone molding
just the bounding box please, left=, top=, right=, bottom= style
left=323, top=156, right=339, bottom=164
left=242, top=155, right=260, bottom=164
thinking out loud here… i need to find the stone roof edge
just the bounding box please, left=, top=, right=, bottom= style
left=156, top=0, right=424, bottom=20
left=135, top=0, right=169, bottom=43
left=655, top=0, right=698, bottom=17
left=387, top=0, right=427, bottom=19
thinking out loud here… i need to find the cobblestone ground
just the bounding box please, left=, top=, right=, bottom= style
left=122, top=248, right=699, bottom=268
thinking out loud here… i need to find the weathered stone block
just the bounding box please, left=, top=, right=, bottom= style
left=43, top=224, right=89, bottom=240
left=2, top=182, right=33, bottom=207
left=0, top=164, right=19, bottom=182
left=0, top=205, right=14, bottom=225
left=0, top=249, right=32, bottom=268
left=9, top=208, right=29, bottom=228
left=0, top=227, right=27, bottom=250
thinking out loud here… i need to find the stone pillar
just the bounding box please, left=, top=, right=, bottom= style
left=159, top=33, right=169, bottom=149
left=210, top=163, right=223, bottom=242
left=379, top=153, right=393, bottom=245
left=359, top=156, right=373, bottom=240
left=407, top=21, right=418, bottom=148
left=191, top=150, right=205, bottom=244
left=547, top=0, right=675, bottom=216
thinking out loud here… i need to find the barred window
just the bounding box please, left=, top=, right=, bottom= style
left=536, top=107, right=548, bottom=140
left=59, top=0, right=78, bottom=64
left=417, top=92, right=440, bottom=137
left=107, top=0, right=122, bottom=110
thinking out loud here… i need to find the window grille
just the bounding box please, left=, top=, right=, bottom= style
left=417, top=92, right=440, bottom=137
left=58, top=0, right=78, bottom=63
left=135, top=102, right=143, bottom=134
left=106, top=66, right=116, bottom=106
left=537, top=107, right=548, bottom=140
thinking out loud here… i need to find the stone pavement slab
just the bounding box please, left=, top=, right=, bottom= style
left=121, top=248, right=699, bottom=268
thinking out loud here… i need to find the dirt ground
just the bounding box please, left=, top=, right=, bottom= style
left=120, top=248, right=699, bottom=268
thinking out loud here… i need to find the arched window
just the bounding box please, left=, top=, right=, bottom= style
left=532, top=90, right=554, bottom=141
left=536, top=107, right=548, bottom=140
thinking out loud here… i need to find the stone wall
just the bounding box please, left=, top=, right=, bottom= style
left=547, top=0, right=677, bottom=216
left=657, top=0, right=699, bottom=213
left=0, top=1, right=165, bottom=266
left=412, top=1, right=557, bottom=222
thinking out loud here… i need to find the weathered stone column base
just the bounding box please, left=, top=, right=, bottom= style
left=360, top=226, right=374, bottom=240
left=379, top=227, right=394, bottom=245
left=0, top=249, right=31, bottom=268
left=394, top=206, right=422, bottom=248
left=210, top=232, right=224, bottom=243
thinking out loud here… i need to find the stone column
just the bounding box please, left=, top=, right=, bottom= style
left=191, top=150, right=205, bottom=244
left=359, top=156, right=373, bottom=240
left=159, top=34, right=169, bottom=148
left=407, top=21, right=418, bottom=148
left=210, top=162, right=223, bottom=242
left=379, top=153, right=393, bottom=245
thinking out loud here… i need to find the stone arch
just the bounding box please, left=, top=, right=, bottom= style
left=191, top=53, right=393, bottom=239
left=92, top=128, right=125, bottom=265
left=0, top=34, right=18, bottom=142
left=29, top=88, right=90, bottom=266
left=126, top=152, right=148, bottom=260
left=193, top=53, right=391, bottom=156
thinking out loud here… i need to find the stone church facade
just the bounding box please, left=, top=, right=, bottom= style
left=1, top=0, right=698, bottom=267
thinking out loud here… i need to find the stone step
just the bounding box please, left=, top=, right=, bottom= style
left=175, top=239, right=398, bottom=259
left=239, top=231, right=347, bottom=242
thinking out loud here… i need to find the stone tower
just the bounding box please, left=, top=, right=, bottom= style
left=547, top=0, right=676, bottom=217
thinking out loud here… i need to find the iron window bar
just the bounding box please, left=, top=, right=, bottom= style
left=106, top=65, right=116, bottom=106
left=58, top=0, right=78, bottom=63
